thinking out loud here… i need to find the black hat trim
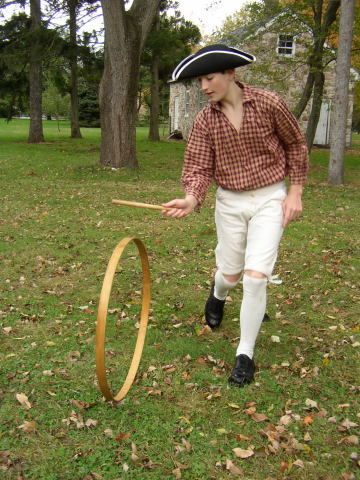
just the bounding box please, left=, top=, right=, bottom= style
left=172, top=49, right=256, bottom=82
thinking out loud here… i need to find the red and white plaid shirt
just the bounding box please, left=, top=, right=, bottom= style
left=181, top=83, right=309, bottom=205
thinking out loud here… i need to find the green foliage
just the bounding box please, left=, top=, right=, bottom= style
left=0, top=11, right=67, bottom=118
left=0, top=13, right=31, bottom=118
left=139, top=4, right=201, bottom=118
left=42, top=81, right=70, bottom=119
left=78, top=86, right=100, bottom=127
left=0, top=120, right=359, bottom=479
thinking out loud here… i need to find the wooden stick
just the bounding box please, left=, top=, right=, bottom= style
left=112, top=199, right=169, bottom=211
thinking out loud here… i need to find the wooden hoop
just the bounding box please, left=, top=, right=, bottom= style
left=95, top=237, right=150, bottom=402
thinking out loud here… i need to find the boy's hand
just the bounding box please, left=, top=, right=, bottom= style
left=282, top=185, right=303, bottom=227
left=162, top=195, right=198, bottom=218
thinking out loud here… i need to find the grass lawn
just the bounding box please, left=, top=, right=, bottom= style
left=0, top=119, right=359, bottom=480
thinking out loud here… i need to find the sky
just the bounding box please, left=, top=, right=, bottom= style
left=174, top=0, right=250, bottom=36
left=0, top=1, right=250, bottom=38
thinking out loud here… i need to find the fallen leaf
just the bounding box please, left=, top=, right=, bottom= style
left=251, top=412, right=268, bottom=423
left=122, top=463, right=129, bottom=473
left=17, top=421, right=36, bottom=433
left=338, top=435, right=358, bottom=446
left=71, top=399, right=95, bottom=410
left=280, top=461, right=290, bottom=472
left=339, top=418, right=358, bottom=431
left=196, top=325, right=212, bottom=336
left=146, top=388, right=162, bottom=396
left=235, top=433, right=251, bottom=441
left=181, top=438, right=192, bottom=452
left=228, top=403, right=241, bottom=410
left=16, top=393, right=32, bottom=409
left=82, top=473, right=103, bottom=480
left=43, top=370, right=54, bottom=376
left=173, top=467, right=182, bottom=479
left=104, top=429, right=113, bottom=438
left=162, top=364, right=176, bottom=373
left=85, top=419, right=98, bottom=428
left=279, top=414, right=292, bottom=426
left=131, top=452, right=140, bottom=463
left=226, top=459, right=243, bottom=475
left=2, top=327, right=12, bottom=335
left=232, top=447, right=254, bottom=459
left=115, top=432, right=131, bottom=442
left=244, top=406, right=256, bottom=415
left=303, top=415, right=314, bottom=425
left=341, top=474, right=356, bottom=480
left=305, top=398, right=318, bottom=410
left=271, top=335, right=280, bottom=343
left=216, top=428, right=228, bottom=435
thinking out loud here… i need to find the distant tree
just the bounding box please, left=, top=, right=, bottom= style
left=46, top=0, right=101, bottom=137
left=67, top=0, right=82, bottom=137
left=143, top=1, right=201, bottom=141
left=28, top=0, right=44, bottom=142
left=99, top=0, right=159, bottom=169
left=329, top=0, right=356, bottom=185
left=212, top=0, right=342, bottom=151
left=0, top=13, right=30, bottom=119
left=291, top=0, right=341, bottom=150
left=78, top=46, right=103, bottom=127
left=42, top=80, right=70, bottom=120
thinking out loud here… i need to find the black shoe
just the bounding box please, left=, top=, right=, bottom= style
left=205, top=284, right=226, bottom=329
left=228, top=354, right=255, bottom=387
left=263, top=312, right=270, bottom=322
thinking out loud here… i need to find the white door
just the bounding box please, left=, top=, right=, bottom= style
left=173, top=96, right=179, bottom=131
left=314, top=100, right=331, bottom=146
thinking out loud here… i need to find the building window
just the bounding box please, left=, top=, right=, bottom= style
left=185, top=89, right=190, bottom=117
left=277, top=34, right=294, bottom=56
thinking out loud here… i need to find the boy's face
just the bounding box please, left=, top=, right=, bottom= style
left=197, top=70, right=235, bottom=102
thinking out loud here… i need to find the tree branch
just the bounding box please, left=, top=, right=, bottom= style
left=323, top=0, right=341, bottom=31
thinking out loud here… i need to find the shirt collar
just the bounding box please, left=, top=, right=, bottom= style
left=209, top=82, right=255, bottom=112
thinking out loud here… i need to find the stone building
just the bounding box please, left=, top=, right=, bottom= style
left=169, top=12, right=359, bottom=146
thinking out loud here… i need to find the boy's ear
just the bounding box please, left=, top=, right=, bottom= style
left=225, top=68, right=236, bottom=78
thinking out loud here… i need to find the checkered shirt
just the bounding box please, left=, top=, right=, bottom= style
left=181, top=83, right=309, bottom=205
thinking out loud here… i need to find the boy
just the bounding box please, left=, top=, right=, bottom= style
left=163, top=44, right=309, bottom=387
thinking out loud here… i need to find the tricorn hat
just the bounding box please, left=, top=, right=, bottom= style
left=171, top=44, right=255, bottom=82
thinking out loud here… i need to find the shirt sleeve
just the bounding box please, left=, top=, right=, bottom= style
left=181, top=110, right=215, bottom=205
left=272, top=96, right=309, bottom=185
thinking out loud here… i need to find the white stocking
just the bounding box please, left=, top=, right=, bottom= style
left=214, top=270, right=239, bottom=300
left=236, top=274, right=267, bottom=359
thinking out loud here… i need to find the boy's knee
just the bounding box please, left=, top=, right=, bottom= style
left=223, top=272, right=242, bottom=284
left=244, top=269, right=267, bottom=279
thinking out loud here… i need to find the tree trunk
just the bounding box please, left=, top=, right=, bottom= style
left=293, top=70, right=315, bottom=119
left=306, top=70, right=325, bottom=150
left=148, top=54, right=160, bottom=141
left=28, top=0, right=44, bottom=143
left=100, top=45, right=140, bottom=168
left=328, top=0, right=355, bottom=185
left=99, top=0, right=159, bottom=168
left=69, top=0, right=82, bottom=138
left=292, top=0, right=340, bottom=131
